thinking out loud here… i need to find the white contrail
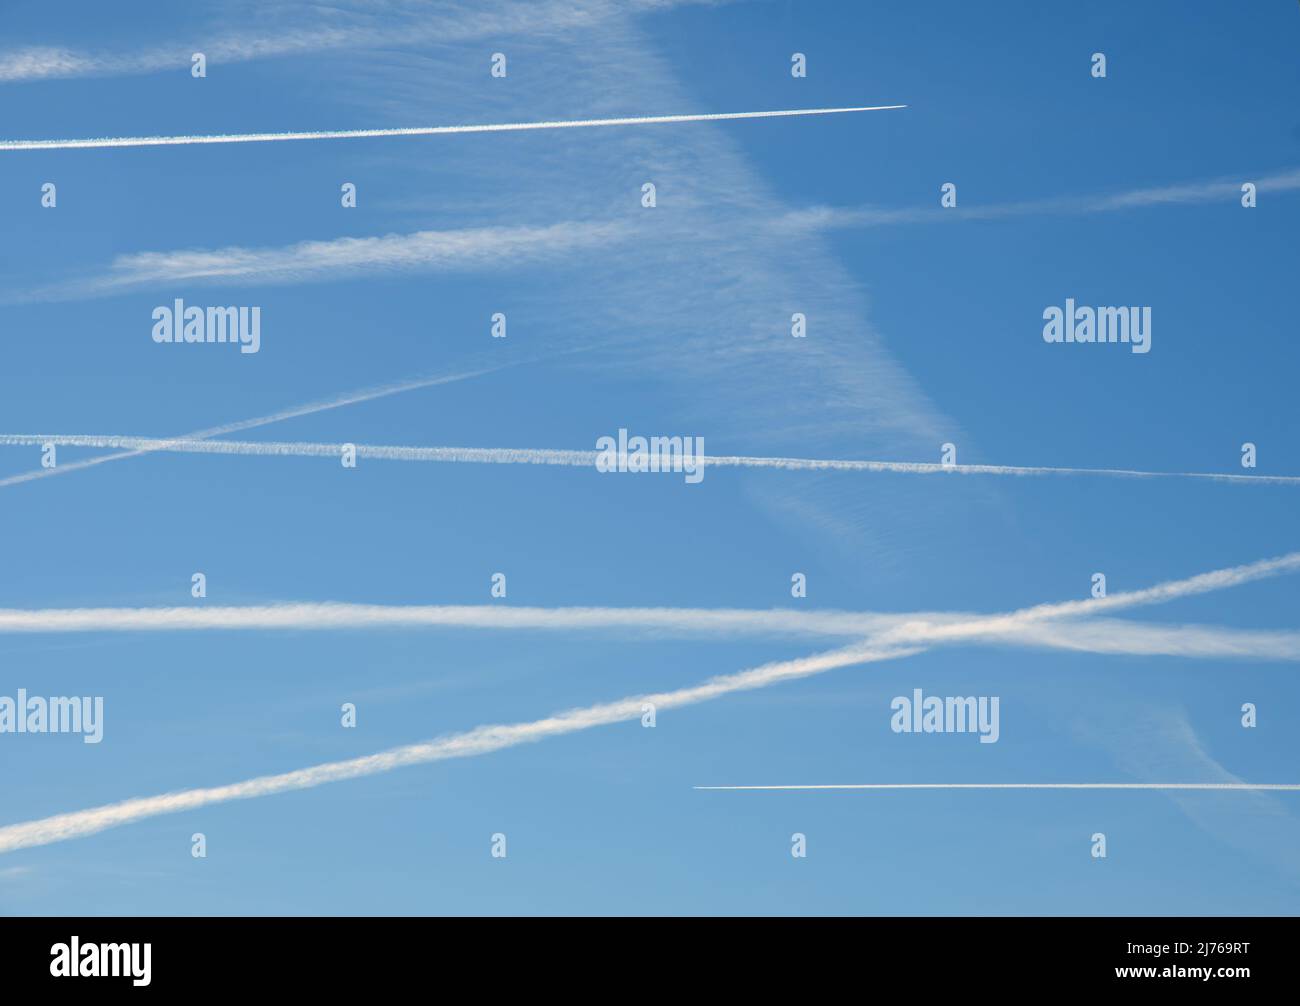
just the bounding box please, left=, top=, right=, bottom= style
left=871, top=549, right=1300, bottom=650
left=0, top=641, right=911, bottom=854
left=0, top=602, right=1295, bottom=662
left=778, top=167, right=1300, bottom=231
left=693, top=783, right=1300, bottom=791
left=981, top=618, right=1300, bottom=662
left=0, top=435, right=595, bottom=467
left=19, top=221, right=626, bottom=302
left=0, top=105, right=906, bottom=152
left=0, top=363, right=507, bottom=489
left=0, top=602, right=890, bottom=638
left=2, top=434, right=1298, bottom=485
left=707, top=455, right=1300, bottom=485
left=1, top=549, right=1294, bottom=854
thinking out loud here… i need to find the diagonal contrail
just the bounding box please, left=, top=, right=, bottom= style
left=693, top=783, right=1300, bottom=791
left=0, top=642, right=911, bottom=854
left=0, top=548, right=1293, bottom=855
left=2, top=434, right=1297, bottom=485
left=0, top=105, right=906, bottom=152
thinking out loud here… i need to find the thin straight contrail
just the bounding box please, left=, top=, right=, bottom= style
left=693, top=783, right=1300, bottom=791
left=2, top=434, right=1297, bottom=485
left=0, top=548, right=1292, bottom=855
left=0, top=105, right=906, bottom=152
left=0, top=363, right=506, bottom=489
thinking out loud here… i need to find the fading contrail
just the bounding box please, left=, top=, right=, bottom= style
left=23, top=221, right=626, bottom=303
left=708, top=455, right=1300, bottom=485
left=0, top=0, right=713, bottom=84
left=778, top=167, right=1300, bottom=232
left=693, top=783, right=1300, bottom=791
left=2, top=434, right=1297, bottom=485
left=0, top=363, right=510, bottom=490
left=0, top=0, right=717, bottom=84
left=0, top=105, right=906, bottom=152
left=0, top=549, right=1292, bottom=854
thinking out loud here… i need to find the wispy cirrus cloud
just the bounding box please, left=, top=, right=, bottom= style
left=5, top=0, right=945, bottom=539
left=0, top=0, right=725, bottom=83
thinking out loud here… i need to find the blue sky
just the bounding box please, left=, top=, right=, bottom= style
left=0, top=0, right=1298, bottom=915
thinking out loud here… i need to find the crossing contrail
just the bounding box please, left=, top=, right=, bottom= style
left=0, top=105, right=906, bottom=152
left=0, top=548, right=1294, bottom=854
left=2, top=434, right=1297, bottom=485
left=0, top=363, right=508, bottom=489
left=693, top=783, right=1300, bottom=791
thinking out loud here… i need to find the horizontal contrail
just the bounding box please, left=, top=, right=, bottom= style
left=779, top=167, right=1300, bottom=231
left=23, top=221, right=625, bottom=303
left=694, top=783, right=1300, bottom=791
left=0, top=602, right=889, bottom=638
left=2, top=434, right=1297, bottom=485
left=708, top=456, right=1300, bottom=485
left=0, top=363, right=507, bottom=490
left=0, top=602, right=1295, bottom=662
left=0, top=105, right=906, bottom=152
left=0, top=548, right=1291, bottom=854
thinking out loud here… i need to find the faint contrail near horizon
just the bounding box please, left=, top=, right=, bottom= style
left=693, top=783, right=1300, bottom=791
left=1, top=434, right=1297, bottom=485
left=0, top=105, right=906, bottom=152
left=0, top=548, right=1293, bottom=855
